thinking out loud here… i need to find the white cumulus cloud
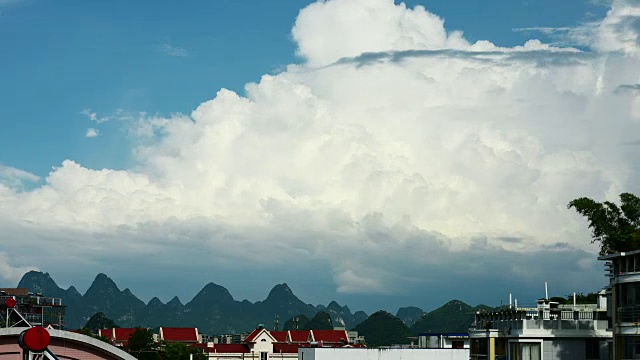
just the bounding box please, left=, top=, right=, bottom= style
left=2, top=0, right=640, bottom=307
left=0, top=252, right=38, bottom=285
left=85, top=128, right=99, bottom=138
left=0, top=164, right=39, bottom=189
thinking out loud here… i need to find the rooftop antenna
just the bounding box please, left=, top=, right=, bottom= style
left=294, top=317, right=299, bottom=330
left=274, top=314, right=279, bottom=331
left=545, top=282, right=548, bottom=300
left=515, top=298, right=518, bottom=309
left=509, top=293, right=512, bottom=309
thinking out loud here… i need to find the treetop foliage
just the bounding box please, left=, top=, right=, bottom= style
left=549, top=292, right=598, bottom=305
left=84, top=312, right=119, bottom=333
left=568, top=192, right=640, bottom=255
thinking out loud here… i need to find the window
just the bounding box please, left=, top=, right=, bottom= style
left=510, top=342, right=540, bottom=360
left=260, top=352, right=268, bottom=360
left=452, top=340, right=464, bottom=349
left=624, top=337, right=640, bottom=360
left=586, top=339, right=600, bottom=359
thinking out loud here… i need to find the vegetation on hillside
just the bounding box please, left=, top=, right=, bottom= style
left=395, top=306, right=424, bottom=327
left=353, top=311, right=412, bottom=348
left=283, top=314, right=310, bottom=330
left=410, top=300, right=476, bottom=334
left=304, top=311, right=333, bottom=330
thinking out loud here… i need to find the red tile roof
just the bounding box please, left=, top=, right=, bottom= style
left=114, top=328, right=138, bottom=341
left=113, top=328, right=138, bottom=346
left=210, top=344, right=250, bottom=353
left=161, top=327, right=198, bottom=342
left=244, top=328, right=262, bottom=343
left=271, top=331, right=288, bottom=343
left=99, top=329, right=113, bottom=340
left=289, top=330, right=311, bottom=343
left=311, top=330, right=349, bottom=344
left=273, top=343, right=301, bottom=354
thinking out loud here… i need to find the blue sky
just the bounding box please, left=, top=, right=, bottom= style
left=1, top=0, right=638, bottom=315
left=0, top=0, right=607, bottom=176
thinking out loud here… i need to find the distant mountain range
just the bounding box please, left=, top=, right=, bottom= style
left=15, top=271, right=490, bottom=336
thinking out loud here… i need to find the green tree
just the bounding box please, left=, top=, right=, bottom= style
left=568, top=192, right=640, bottom=255
left=77, top=327, right=110, bottom=343
left=549, top=292, right=598, bottom=305
left=549, top=297, right=568, bottom=305
left=84, top=312, right=119, bottom=333
left=162, top=342, right=206, bottom=360
left=127, top=328, right=160, bottom=360
left=571, top=292, right=598, bottom=304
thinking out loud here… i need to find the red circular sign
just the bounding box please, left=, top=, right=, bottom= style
left=21, top=327, right=50, bottom=352
left=5, top=298, right=16, bottom=308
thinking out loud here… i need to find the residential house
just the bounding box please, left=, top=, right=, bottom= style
left=418, top=333, right=469, bottom=349
left=469, top=295, right=611, bottom=360
left=0, top=288, right=66, bottom=329
left=203, top=327, right=357, bottom=360
left=599, top=249, right=640, bottom=359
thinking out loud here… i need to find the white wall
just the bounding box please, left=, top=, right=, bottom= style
left=298, top=348, right=470, bottom=360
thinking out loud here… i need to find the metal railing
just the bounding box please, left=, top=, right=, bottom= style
left=617, top=306, right=640, bottom=323
left=0, top=295, right=63, bottom=307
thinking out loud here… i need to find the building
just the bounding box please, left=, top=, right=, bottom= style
left=202, top=327, right=358, bottom=360
left=159, top=327, right=200, bottom=343
left=0, top=288, right=66, bottom=329
left=288, top=330, right=311, bottom=344
left=0, top=327, right=137, bottom=360
left=347, top=330, right=365, bottom=345
left=299, top=347, right=469, bottom=360
left=417, top=333, right=469, bottom=349
left=599, top=249, right=640, bottom=359
left=469, top=295, right=611, bottom=360
left=99, top=328, right=148, bottom=348
left=214, top=332, right=251, bottom=344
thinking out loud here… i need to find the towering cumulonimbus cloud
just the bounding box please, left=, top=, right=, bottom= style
left=1, top=0, right=640, bottom=303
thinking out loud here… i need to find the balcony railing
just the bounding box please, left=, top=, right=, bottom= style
left=0, top=295, right=63, bottom=307
left=617, top=306, right=640, bottom=323
left=23, top=313, right=43, bottom=325
left=474, top=318, right=606, bottom=332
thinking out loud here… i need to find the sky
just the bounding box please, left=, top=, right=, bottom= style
left=1, top=0, right=639, bottom=315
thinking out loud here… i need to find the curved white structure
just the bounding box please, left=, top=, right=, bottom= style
left=0, top=327, right=137, bottom=360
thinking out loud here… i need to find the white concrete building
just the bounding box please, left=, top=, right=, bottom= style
left=298, top=347, right=469, bottom=360
left=600, top=250, right=640, bottom=359
left=418, top=333, right=470, bottom=349
left=469, top=296, right=611, bottom=360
